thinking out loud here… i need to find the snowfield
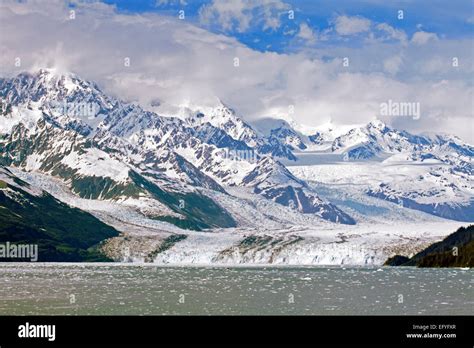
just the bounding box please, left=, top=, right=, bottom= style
left=287, top=153, right=473, bottom=206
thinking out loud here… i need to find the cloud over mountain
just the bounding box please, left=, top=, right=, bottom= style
left=0, top=0, right=472, bottom=143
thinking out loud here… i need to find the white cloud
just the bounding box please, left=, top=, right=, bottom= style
left=296, top=22, right=317, bottom=43
left=0, top=0, right=472, bottom=143
left=375, top=23, right=407, bottom=44
left=198, top=0, right=290, bottom=33
left=156, top=0, right=188, bottom=6
left=333, top=15, right=371, bottom=35
left=383, top=54, right=404, bottom=75
left=411, top=31, right=439, bottom=45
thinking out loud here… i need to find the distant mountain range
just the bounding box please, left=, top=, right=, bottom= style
left=0, top=69, right=472, bottom=262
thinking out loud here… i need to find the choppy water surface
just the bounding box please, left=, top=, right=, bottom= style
left=0, top=263, right=472, bottom=315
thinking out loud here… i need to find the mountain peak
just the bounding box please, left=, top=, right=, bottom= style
left=33, top=68, right=77, bottom=81
left=368, top=119, right=388, bottom=131
left=13, top=68, right=86, bottom=94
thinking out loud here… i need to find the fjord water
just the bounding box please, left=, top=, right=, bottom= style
left=0, top=264, right=471, bottom=315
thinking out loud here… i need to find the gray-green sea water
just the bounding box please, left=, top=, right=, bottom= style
left=0, top=263, right=472, bottom=315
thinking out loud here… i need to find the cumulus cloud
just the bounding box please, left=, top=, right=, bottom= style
left=375, top=23, right=407, bottom=44
left=0, top=0, right=472, bottom=143
left=198, top=0, right=290, bottom=33
left=333, top=15, right=371, bottom=35
left=156, top=0, right=188, bottom=6
left=411, top=31, right=439, bottom=45
left=296, top=22, right=317, bottom=43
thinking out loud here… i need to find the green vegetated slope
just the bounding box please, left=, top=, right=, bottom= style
left=0, top=169, right=119, bottom=261
left=384, top=225, right=474, bottom=267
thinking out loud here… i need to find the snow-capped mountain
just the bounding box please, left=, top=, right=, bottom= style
left=0, top=117, right=236, bottom=230
left=241, top=156, right=355, bottom=224
left=249, top=112, right=473, bottom=222
left=328, top=119, right=469, bottom=160
left=325, top=121, right=472, bottom=221
left=252, top=117, right=307, bottom=151
left=184, top=103, right=261, bottom=148
left=283, top=120, right=473, bottom=221
left=0, top=69, right=355, bottom=225
left=1, top=69, right=472, bottom=264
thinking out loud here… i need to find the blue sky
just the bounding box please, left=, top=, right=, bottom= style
left=101, top=0, right=474, bottom=53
